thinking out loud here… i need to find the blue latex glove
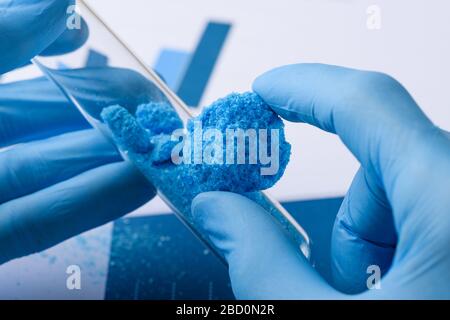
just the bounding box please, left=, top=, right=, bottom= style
left=0, top=0, right=155, bottom=264
left=192, top=64, right=450, bottom=299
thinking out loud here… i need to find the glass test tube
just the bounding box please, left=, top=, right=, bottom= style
left=32, top=0, right=311, bottom=264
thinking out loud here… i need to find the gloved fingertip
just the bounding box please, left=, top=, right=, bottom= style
left=252, top=71, right=273, bottom=97
left=192, top=191, right=338, bottom=299
left=252, top=65, right=307, bottom=123
left=0, top=0, right=76, bottom=74
left=191, top=191, right=235, bottom=230
left=40, top=18, right=90, bottom=56
left=191, top=192, right=254, bottom=251
left=252, top=64, right=294, bottom=94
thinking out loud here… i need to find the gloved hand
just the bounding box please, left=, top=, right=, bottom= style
left=0, top=0, right=156, bottom=265
left=192, top=63, right=450, bottom=299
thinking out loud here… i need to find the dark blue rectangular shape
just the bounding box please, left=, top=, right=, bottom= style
left=177, top=22, right=231, bottom=107
left=105, top=197, right=343, bottom=300
left=105, top=214, right=234, bottom=300
left=154, top=49, right=191, bottom=91
left=85, top=49, right=109, bottom=67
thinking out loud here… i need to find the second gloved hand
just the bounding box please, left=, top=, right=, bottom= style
left=191, top=63, right=450, bottom=299
left=0, top=0, right=156, bottom=265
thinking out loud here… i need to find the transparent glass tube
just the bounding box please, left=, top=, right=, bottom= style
left=33, top=0, right=311, bottom=263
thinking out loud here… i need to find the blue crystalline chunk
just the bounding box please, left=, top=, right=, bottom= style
left=136, top=101, right=183, bottom=136
left=101, top=105, right=153, bottom=154
left=150, top=134, right=179, bottom=165
left=186, top=92, right=291, bottom=193
left=102, top=92, right=291, bottom=197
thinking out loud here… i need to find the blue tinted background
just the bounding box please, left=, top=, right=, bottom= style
left=105, top=197, right=342, bottom=300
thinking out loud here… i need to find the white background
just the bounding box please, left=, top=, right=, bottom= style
left=87, top=0, right=450, bottom=214
left=0, top=0, right=449, bottom=299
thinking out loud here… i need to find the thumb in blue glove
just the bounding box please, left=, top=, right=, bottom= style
left=192, top=64, right=450, bottom=299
